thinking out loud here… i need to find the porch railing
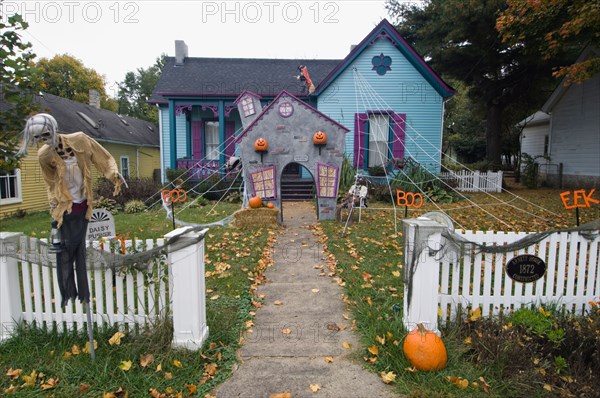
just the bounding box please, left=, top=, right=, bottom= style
left=176, top=159, right=220, bottom=179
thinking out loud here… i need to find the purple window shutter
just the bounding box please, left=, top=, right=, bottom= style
left=225, top=121, right=235, bottom=158
left=192, top=121, right=203, bottom=159
left=353, top=113, right=368, bottom=168
left=391, top=113, right=406, bottom=161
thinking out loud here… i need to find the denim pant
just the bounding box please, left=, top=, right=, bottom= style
left=56, top=205, right=89, bottom=307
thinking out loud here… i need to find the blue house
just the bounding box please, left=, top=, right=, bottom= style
left=150, top=19, right=455, bottom=188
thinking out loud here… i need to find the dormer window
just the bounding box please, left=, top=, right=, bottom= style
left=241, top=96, right=255, bottom=117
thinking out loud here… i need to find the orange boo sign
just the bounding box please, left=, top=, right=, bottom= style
left=396, top=190, right=424, bottom=208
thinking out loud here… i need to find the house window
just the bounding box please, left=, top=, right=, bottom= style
left=543, top=135, right=549, bottom=157
left=251, top=166, right=276, bottom=199
left=316, top=163, right=339, bottom=198
left=0, top=168, right=22, bottom=205
left=278, top=102, right=294, bottom=118
left=120, top=156, right=130, bottom=179
left=241, top=97, right=255, bottom=117
left=205, top=121, right=220, bottom=160
left=368, top=114, right=390, bottom=168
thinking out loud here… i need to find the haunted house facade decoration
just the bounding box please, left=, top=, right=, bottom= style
left=235, top=90, right=348, bottom=220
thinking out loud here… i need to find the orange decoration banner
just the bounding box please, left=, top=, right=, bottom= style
left=559, top=189, right=599, bottom=210
left=396, top=190, right=424, bottom=208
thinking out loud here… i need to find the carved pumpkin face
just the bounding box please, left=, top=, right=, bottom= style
left=254, top=138, right=268, bottom=152
left=313, top=131, right=327, bottom=145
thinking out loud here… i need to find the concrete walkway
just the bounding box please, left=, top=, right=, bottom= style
left=214, top=202, right=398, bottom=398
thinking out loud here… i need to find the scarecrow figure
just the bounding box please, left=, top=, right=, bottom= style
left=18, top=113, right=125, bottom=308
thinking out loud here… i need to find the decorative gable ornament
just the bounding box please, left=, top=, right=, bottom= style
left=372, top=53, right=392, bottom=76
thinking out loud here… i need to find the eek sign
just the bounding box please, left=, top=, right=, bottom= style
left=559, top=189, right=599, bottom=209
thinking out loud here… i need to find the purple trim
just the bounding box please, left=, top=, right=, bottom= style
left=391, top=113, right=405, bottom=161
left=235, top=90, right=349, bottom=144
left=250, top=166, right=277, bottom=199
left=315, top=162, right=339, bottom=198
left=354, top=113, right=368, bottom=168
left=158, top=91, right=310, bottom=99
left=201, top=105, right=219, bottom=117
left=192, top=121, right=203, bottom=159
left=175, top=105, right=192, bottom=116
left=233, top=89, right=263, bottom=104
left=372, top=31, right=399, bottom=47
left=225, top=106, right=237, bottom=117
left=313, top=19, right=456, bottom=98
left=225, top=121, right=235, bottom=157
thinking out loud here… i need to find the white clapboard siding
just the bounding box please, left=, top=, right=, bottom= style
left=439, top=230, right=600, bottom=322
left=439, top=170, right=503, bottom=193
left=15, top=236, right=167, bottom=333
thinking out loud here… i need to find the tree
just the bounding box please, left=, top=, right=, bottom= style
left=36, top=54, right=117, bottom=111
left=0, top=13, right=40, bottom=170
left=497, top=0, right=600, bottom=84
left=386, top=0, right=565, bottom=166
left=117, top=55, right=166, bottom=124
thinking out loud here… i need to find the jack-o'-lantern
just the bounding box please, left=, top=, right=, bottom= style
left=254, top=138, right=269, bottom=152
left=313, top=131, right=327, bottom=145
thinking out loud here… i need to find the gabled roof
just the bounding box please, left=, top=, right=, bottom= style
left=150, top=57, right=341, bottom=103
left=542, top=45, right=600, bottom=113
left=233, top=89, right=262, bottom=105
left=26, top=93, right=159, bottom=147
left=236, top=90, right=349, bottom=143
left=517, top=111, right=550, bottom=127
left=313, top=19, right=455, bottom=98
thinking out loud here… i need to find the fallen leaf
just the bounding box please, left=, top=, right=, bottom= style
left=543, top=384, right=552, bottom=391
left=173, top=359, right=183, bottom=368
left=309, top=383, right=321, bottom=393
left=269, top=393, right=292, bottom=398
left=210, top=294, right=220, bottom=300
left=469, top=307, right=482, bottom=322
left=71, top=345, right=81, bottom=355
left=464, top=336, right=472, bottom=345
left=274, top=300, right=284, bottom=305
left=380, top=371, right=397, bottom=384
left=325, top=356, right=334, bottom=363
left=79, top=383, right=91, bottom=394
left=155, top=363, right=162, bottom=372
left=204, top=363, right=218, bottom=377
left=342, top=341, right=352, bottom=349
left=164, top=372, right=173, bottom=379
left=21, top=370, right=37, bottom=387
left=282, top=328, right=292, bottom=335
left=184, top=383, right=197, bottom=394
left=140, top=353, right=154, bottom=368
left=109, top=332, right=126, bottom=346
left=4, top=384, right=18, bottom=394
left=368, top=345, right=379, bottom=356
left=40, top=377, right=58, bottom=390
left=391, top=271, right=401, bottom=277
left=376, top=335, right=385, bottom=345
left=447, top=376, right=469, bottom=389
left=362, top=271, right=372, bottom=282
left=119, top=360, right=133, bottom=371
left=404, top=366, right=417, bottom=373
left=83, top=340, right=97, bottom=354
left=6, top=368, right=22, bottom=380
left=311, top=288, right=320, bottom=294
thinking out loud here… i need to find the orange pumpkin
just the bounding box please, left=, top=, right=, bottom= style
left=266, top=202, right=275, bottom=209
left=403, top=324, right=447, bottom=371
left=313, top=131, right=327, bottom=145
left=249, top=196, right=263, bottom=209
left=254, top=138, right=269, bottom=152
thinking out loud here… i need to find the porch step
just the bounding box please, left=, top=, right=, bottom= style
left=280, top=179, right=315, bottom=201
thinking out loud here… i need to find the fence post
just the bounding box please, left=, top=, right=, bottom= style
left=402, top=219, right=447, bottom=334
left=166, top=227, right=209, bottom=350
left=0, top=232, right=23, bottom=341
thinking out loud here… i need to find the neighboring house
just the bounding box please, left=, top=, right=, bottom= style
left=150, top=19, right=455, bottom=185
left=0, top=92, right=160, bottom=218
left=519, top=46, right=600, bottom=188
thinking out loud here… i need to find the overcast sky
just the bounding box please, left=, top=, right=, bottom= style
left=2, top=1, right=416, bottom=97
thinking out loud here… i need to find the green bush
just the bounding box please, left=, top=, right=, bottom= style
left=94, top=196, right=122, bottom=214
left=124, top=200, right=146, bottom=214
left=95, top=177, right=161, bottom=206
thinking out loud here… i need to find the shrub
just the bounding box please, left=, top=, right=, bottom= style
left=95, top=177, right=161, bottom=206
left=188, top=196, right=209, bottom=208
left=124, top=200, right=146, bottom=214
left=94, top=196, right=122, bottom=214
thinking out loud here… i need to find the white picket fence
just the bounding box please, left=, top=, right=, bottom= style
left=0, top=228, right=209, bottom=349
left=439, top=170, right=503, bottom=193
left=403, top=218, right=600, bottom=332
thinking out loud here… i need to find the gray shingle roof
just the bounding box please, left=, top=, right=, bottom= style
left=32, top=93, right=159, bottom=147
left=149, top=57, right=341, bottom=103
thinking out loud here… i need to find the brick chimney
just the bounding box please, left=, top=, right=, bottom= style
left=175, top=40, right=188, bottom=66
left=89, top=89, right=101, bottom=109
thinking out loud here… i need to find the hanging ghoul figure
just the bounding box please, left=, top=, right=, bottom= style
left=18, top=113, right=126, bottom=308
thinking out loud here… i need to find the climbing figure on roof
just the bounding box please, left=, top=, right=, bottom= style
left=298, top=65, right=315, bottom=94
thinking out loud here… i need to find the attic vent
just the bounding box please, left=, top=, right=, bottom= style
left=146, top=125, right=154, bottom=132
left=118, top=116, right=129, bottom=126
left=76, top=111, right=98, bottom=129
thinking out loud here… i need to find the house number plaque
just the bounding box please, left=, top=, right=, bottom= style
left=505, top=254, right=546, bottom=283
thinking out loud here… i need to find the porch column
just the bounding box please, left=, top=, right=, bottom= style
left=169, top=99, right=177, bottom=169
left=218, top=100, right=225, bottom=169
